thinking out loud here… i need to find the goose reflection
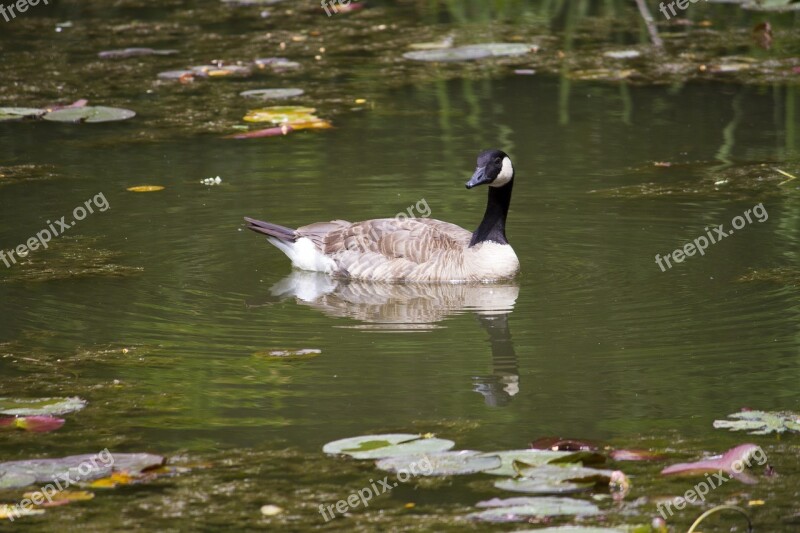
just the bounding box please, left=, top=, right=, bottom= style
left=250, top=272, right=521, bottom=407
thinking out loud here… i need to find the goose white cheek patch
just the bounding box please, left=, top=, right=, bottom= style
left=490, top=157, right=513, bottom=187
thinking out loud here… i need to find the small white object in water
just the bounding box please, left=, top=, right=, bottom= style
left=604, top=50, right=641, bottom=60
left=201, top=176, right=223, bottom=186
left=260, top=505, right=283, bottom=517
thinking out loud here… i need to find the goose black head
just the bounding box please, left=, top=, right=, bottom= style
left=465, top=149, right=514, bottom=190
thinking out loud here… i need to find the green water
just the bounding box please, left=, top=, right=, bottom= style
left=1, top=0, right=800, bottom=531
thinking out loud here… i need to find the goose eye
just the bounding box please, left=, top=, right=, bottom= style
left=494, top=157, right=502, bottom=165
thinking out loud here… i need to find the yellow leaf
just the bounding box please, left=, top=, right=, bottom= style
left=89, top=472, right=135, bottom=488
left=127, top=185, right=165, bottom=192
left=288, top=119, right=332, bottom=131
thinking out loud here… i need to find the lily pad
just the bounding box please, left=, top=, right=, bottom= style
left=479, top=449, right=578, bottom=477
left=158, top=70, right=200, bottom=80
left=376, top=451, right=500, bottom=476
left=243, top=106, right=317, bottom=124
left=403, top=43, right=534, bottom=62
left=0, top=397, right=87, bottom=416
left=0, top=107, right=45, bottom=121
left=661, top=443, right=767, bottom=482
left=495, top=465, right=628, bottom=495
left=0, top=416, right=65, bottom=433
left=43, top=106, right=135, bottom=123
left=713, top=410, right=800, bottom=435
left=469, top=496, right=601, bottom=523
left=240, top=88, right=304, bottom=100
left=0, top=503, right=45, bottom=519
left=98, top=48, right=178, bottom=59
left=323, top=434, right=454, bottom=459
left=226, top=125, right=293, bottom=139
left=254, top=57, right=301, bottom=70
left=191, top=64, right=252, bottom=78
left=0, top=453, right=163, bottom=489
left=127, top=185, right=165, bottom=192
left=603, top=50, right=641, bottom=60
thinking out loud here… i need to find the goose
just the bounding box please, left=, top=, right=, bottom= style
left=244, top=149, right=519, bottom=283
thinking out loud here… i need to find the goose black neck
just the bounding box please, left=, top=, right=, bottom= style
left=470, top=180, right=513, bottom=247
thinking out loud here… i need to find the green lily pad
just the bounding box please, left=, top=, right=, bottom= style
left=323, top=434, right=454, bottom=459
left=43, top=106, right=136, bottom=123
left=403, top=43, right=534, bottom=62
left=376, top=451, right=500, bottom=476
left=480, top=449, right=594, bottom=477
left=0, top=452, right=163, bottom=489
left=240, top=88, right=304, bottom=99
left=469, top=496, right=601, bottom=523
left=0, top=107, right=45, bottom=121
left=495, top=465, right=625, bottom=495
left=713, top=410, right=800, bottom=435
left=0, top=397, right=87, bottom=416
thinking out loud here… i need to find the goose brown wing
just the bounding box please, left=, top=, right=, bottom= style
left=319, top=218, right=471, bottom=264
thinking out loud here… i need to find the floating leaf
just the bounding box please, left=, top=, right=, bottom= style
left=0, top=453, right=162, bottom=490
left=469, top=496, right=601, bottom=523
left=255, top=348, right=322, bottom=359
left=0, top=397, right=86, bottom=416
left=191, top=64, right=252, bottom=78
left=157, top=70, right=199, bottom=80
left=495, top=465, right=628, bottom=495
left=0, top=416, right=65, bottom=433
left=240, top=88, right=304, bottom=99
left=89, top=472, right=135, bottom=488
left=243, top=106, right=317, bottom=124
left=98, top=48, right=178, bottom=59
left=661, top=443, right=766, bottom=483
left=323, top=434, right=454, bottom=459
left=376, top=451, right=500, bottom=476
left=0, top=503, right=45, bottom=520
left=22, top=489, right=94, bottom=507
left=126, top=185, right=165, bottom=192
left=287, top=118, right=332, bottom=130
left=225, top=125, right=293, bottom=139
left=479, top=449, right=577, bottom=477
left=713, top=410, right=800, bottom=435
left=403, top=43, right=534, bottom=62
left=43, top=106, right=135, bottom=123
left=0, top=107, right=45, bottom=121
left=254, top=57, right=301, bottom=70
left=603, top=50, right=641, bottom=60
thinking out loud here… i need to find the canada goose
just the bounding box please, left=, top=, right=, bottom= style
left=245, top=149, right=519, bottom=283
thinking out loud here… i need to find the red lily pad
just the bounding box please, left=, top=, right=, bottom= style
left=661, top=443, right=767, bottom=484
left=0, top=416, right=65, bottom=433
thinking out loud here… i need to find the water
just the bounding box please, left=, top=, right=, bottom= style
left=1, top=1, right=799, bottom=531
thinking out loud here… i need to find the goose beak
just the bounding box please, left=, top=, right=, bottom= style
left=466, top=167, right=489, bottom=189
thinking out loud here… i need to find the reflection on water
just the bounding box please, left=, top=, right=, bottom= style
left=253, top=272, right=521, bottom=406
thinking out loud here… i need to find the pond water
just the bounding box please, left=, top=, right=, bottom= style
left=1, top=0, right=799, bottom=531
